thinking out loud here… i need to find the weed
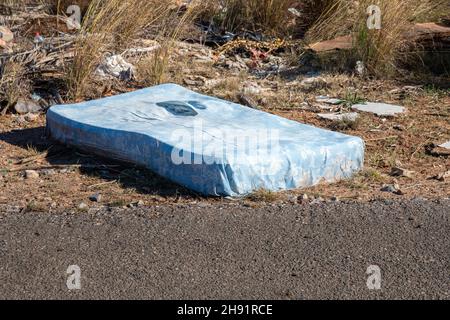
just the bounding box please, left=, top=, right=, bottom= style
left=246, top=188, right=280, bottom=202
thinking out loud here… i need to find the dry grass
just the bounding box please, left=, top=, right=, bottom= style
left=199, top=0, right=295, bottom=36
left=307, top=0, right=449, bottom=76
left=65, top=0, right=195, bottom=99
left=0, top=62, right=30, bottom=115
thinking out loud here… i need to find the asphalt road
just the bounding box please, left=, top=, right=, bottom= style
left=0, top=199, right=449, bottom=300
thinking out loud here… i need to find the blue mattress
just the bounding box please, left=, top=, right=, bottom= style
left=46, top=84, right=365, bottom=196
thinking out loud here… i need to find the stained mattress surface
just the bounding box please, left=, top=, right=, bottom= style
left=46, top=84, right=365, bottom=196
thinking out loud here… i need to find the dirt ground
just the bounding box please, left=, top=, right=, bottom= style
left=0, top=41, right=449, bottom=211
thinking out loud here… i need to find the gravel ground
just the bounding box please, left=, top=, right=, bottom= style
left=0, top=199, right=449, bottom=300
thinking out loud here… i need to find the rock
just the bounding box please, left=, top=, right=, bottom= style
left=318, top=113, right=359, bottom=122
left=89, top=193, right=102, bottom=202
left=25, top=170, right=39, bottom=179
left=330, top=196, right=340, bottom=202
left=14, top=99, right=42, bottom=114
left=41, top=169, right=57, bottom=176
left=433, top=170, right=450, bottom=182
left=237, top=93, right=259, bottom=110
left=381, top=183, right=403, bottom=195
left=426, top=143, right=450, bottom=157
left=300, top=77, right=327, bottom=91
left=24, top=113, right=39, bottom=122
left=310, top=197, right=325, bottom=205
left=0, top=26, right=14, bottom=43
left=390, top=167, right=415, bottom=179
left=352, top=102, right=406, bottom=117
left=78, top=202, right=88, bottom=211
left=297, top=194, right=309, bottom=204
left=183, top=78, right=203, bottom=86
left=137, top=200, right=145, bottom=207
left=393, top=124, right=405, bottom=131
left=315, top=96, right=343, bottom=105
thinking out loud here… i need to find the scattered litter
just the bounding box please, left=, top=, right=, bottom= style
left=33, top=32, right=44, bottom=49
left=318, top=113, right=359, bottom=122
left=390, top=167, right=415, bottom=179
left=89, top=193, right=102, bottom=202
left=14, top=99, right=42, bottom=114
left=439, top=141, right=450, bottom=149
left=288, top=8, right=301, bottom=17
left=355, top=61, right=365, bottom=76
left=0, top=26, right=14, bottom=43
left=95, top=54, right=135, bottom=81
left=352, top=102, right=406, bottom=117
left=309, top=35, right=352, bottom=53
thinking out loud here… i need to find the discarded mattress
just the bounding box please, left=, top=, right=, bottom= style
left=46, top=84, right=365, bottom=196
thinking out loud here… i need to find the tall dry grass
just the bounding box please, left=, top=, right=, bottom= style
left=307, top=0, right=448, bottom=76
left=0, top=62, right=30, bottom=114
left=65, top=0, right=198, bottom=100
left=200, top=0, right=295, bottom=36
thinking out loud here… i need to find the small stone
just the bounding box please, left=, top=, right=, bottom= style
left=393, top=124, right=405, bottom=131
left=300, top=77, right=327, bottom=91
left=25, top=170, right=39, bottom=179
left=137, top=200, right=145, bottom=207
left=381, top=184, right=403, bottom=195
left=426, top=143, right=450, bottom=157
left=330, top=196, right=340, bottom=202
left=390, top=167, right=415, bottom=179
left=41, top=169, right=57, bottom=176
left=78, top=202, right=88, bottom=211
left=318, top=113, right=359, bottom=122
left=24, top=113, right=39, bottom=122
left=238, top=93, right=259, bottom=110
left=14, top=99, right=42, bottom=114
left=434, top=170, right=450, bottom=182
left=89, top=193, right=102, bottom=202
left=298, top=194, right=309, bottom=201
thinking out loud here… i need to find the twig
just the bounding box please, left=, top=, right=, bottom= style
left=88, top=180, right=118, bottom=189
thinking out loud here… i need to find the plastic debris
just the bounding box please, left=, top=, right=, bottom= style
left=95, top=54, right=135, bottom=81
left=0, top=26, right=14, bottom=43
